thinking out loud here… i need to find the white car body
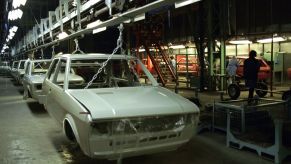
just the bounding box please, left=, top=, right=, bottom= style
left=0, top=61, right=10, bottom=74
left=42, top=53, right=200, bottom=160
left=15, top=60, right=26, bottom=83
left=10, top=61, right=19, bottom=79
left=22, top=59, right=51, bottom=101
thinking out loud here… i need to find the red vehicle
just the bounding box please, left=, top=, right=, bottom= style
left=236, top=56, right=271, bottom=81
left=177, top=57, right=199, bottom=76
left=228, top=56, right=271, bottom=100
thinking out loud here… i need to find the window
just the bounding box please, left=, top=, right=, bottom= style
left=13, top=62, right=19, bottom=69
left=56, top=59, right=68, bottom=87
left=67, top=59, right=141, bottom=89
left=32, top=61, right=51, bottom=75
left=47, top=59, right=59, bottom=81
left=19, top=61, right=25, bottom=69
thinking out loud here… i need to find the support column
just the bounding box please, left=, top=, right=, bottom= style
left=220, top=39, right=226, bottom=90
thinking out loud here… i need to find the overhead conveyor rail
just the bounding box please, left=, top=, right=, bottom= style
left=12, top=0, right=190, bottom=56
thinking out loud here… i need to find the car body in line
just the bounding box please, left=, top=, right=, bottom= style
left=13, top=60, right=26, bottom=83
left=177, top=57, right=199, bottom=76
left=176, top=55, right=209, bottom=77
left=41, top=53, right=200, bottom=160
left=0, top=61, right=11, bottom=74
left=22, top=59, right=51, bottom=101
left=10, top=61, right=19, bottom=79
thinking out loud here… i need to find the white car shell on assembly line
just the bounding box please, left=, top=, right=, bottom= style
left=22, top=59, right=51, bottom=101
left=41, top=53, right=200, bottom=160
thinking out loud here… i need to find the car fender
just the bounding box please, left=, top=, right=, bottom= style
left=63, top=114, right=81, bottom=144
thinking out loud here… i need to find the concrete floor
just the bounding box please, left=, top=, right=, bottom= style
left=0, top=75, right=290, bottom=164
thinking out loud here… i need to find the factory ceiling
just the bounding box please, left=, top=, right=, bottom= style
left=1, top=0, right=291, bottom=54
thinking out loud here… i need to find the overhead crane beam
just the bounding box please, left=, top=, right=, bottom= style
left=17, top=0, right=183, bottom=55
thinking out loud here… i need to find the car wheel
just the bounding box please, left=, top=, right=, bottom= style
left=282, top=90, right=291, bottom=100
left=28, top=90, right=32, bottom=98
left=256, top=83, right=268, bottom=97
left=64, top=121, right=76, bottom=142
left=228, top=84, right=240, bottom=100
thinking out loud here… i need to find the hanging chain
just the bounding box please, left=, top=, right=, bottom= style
left=41, top=48, right=44, bottom=59
left=84, top=24, right=124, bottom=89
left=72, top=38, right=85, bottom=54
left=51, top=46, right=55, bottom=59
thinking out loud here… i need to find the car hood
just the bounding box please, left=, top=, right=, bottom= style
left=30, top=74, right=46, bottom=84
left=68, top=86, right=199, bottom=120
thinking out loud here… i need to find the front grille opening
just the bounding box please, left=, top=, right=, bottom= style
left=159, top=135, right=167, bottom=140
left=168, top=134, right=177, bottom=138
left=149, top=137, right=158, bottom=141
left=139, top=138, right=148, bottom=143
left=109, top=133, right=181, bottom=147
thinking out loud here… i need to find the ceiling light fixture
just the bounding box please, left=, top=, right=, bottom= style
left=175, top=0, right=201, bottom=8
left=12, top=0, right=27, bottom=8
left=257, top=37, right=286, bottom=43
left=93, top=27, right=107, bottom=34
left=57, top=32, right=69, bottom=39
left=8, top=9, right=23, bottom=20
left=124, top=14, right=145, bottom=23
left=86, top=20, right=102, bottom=29
left=229, top=39, right=252, bottom=45
left=170, top=45, right=185, bottom=49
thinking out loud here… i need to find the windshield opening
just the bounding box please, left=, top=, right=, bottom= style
left=31, top=61, right=51, bottom=75
left=67, top=58, right=154, bottom=89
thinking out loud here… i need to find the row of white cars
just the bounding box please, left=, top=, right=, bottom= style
left=5, top=53, right=200, bottom=160
left=0, top=61, right=12, bottom=75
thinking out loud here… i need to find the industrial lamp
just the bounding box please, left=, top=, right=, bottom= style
left=229, top=39, right=252, bottom=45
left=257, top=37, right=286, bottom=43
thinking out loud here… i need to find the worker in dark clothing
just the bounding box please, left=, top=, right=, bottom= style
left=243, top=50, right=260, bottom=101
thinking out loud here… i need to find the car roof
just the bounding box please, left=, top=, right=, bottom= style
left=30, top=59, right=51, bottom=62
left=55, top=53, right=137, bottom=60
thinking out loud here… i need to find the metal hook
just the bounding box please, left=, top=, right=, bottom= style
left=72, top=38, right=85, bottom=54
left=51, top=46, right=55, bottom=59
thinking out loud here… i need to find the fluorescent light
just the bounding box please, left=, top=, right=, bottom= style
left=13, top=0, right=27, bottom=8
left=134, top=14, right=145, bottom=22
left=72, top=0, right=77, bottom=6
left=229, top=40, right=252, bottom=45
left=57, top=32, right=68, bottom=39
left=11, top=26, right=18, bottom=32
left=124, top=14, right=145, bottom=23
left=8, top=9, right=23, bottom=20
left=175, top=0, right=201, bottom=8
left=138, top=49, right=145, bottom=52
left=92, top=27, right=107, bottom=34
left=257, top=37, right=286, bottom=43
left=86, top=20, right=102, bottom=29
left=170, top=45, right=185, bottom=49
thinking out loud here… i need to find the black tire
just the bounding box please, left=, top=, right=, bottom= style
left=282, top=90, right=291, bottom=100
left=256, top=83, right=268, bottom=97
left=228, top=84, right=240, bottom=100
left=28, top=90, right=32, bottom=98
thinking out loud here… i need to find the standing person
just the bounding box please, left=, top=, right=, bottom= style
left=226, top=56, right=239, bottom=84
left=170, top=56, right=176, bottom=72
left=243, top=50, right=260, bottom=101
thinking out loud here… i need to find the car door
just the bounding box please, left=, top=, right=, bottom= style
left=43, top=58, right=68, bottom=123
